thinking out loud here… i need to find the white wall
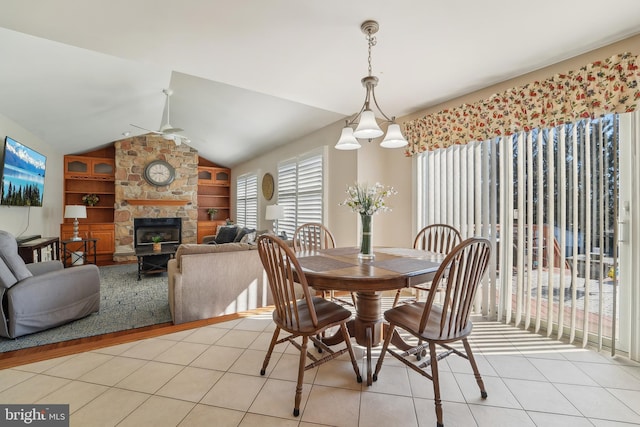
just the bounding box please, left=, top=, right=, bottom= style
left=0, top=113, right=63, bottom=239
left=232, top=119, right=415, bottom=248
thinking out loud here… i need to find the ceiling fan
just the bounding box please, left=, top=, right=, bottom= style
left=130, top=88, right=189, bottom=145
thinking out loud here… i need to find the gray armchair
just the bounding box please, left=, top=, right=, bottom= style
left=0, top=230, right=100, bottom=339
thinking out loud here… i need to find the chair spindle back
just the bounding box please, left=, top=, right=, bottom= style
left=413, top=224, right=461, bottom=254
left=419, top=238, right=491, bottom=339
left=257, top=235, right=317, bottom=330
left=293, top=223, right=336, bottom=252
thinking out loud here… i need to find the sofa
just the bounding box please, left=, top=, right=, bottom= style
left=0, top=230, right=101, bottom=339
left=167, top=242, right=272, bottom=324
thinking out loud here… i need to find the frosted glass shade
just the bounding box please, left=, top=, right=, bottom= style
left=353, top=110, right=383, bottom=139
left=380, top=124, right=409, bottom=148
left=335, top=127, right=361, bottom=150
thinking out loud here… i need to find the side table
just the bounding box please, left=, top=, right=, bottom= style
left=18, top=237, right=60, bottom=263
left=61, top=238, right=98, bottom=267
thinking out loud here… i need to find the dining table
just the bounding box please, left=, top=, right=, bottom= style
left=295, top=246, right=444, bottom=385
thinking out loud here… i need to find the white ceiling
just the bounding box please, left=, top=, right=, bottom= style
left=0, top=1, right=639, bottom=167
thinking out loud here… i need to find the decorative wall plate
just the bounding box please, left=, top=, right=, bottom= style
left=262, top=173, right=274, bottom=200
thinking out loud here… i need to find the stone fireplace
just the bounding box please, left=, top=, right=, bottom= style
left=113, top=135, right=198, bottom=261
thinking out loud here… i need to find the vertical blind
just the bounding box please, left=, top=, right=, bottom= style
left=277, top=151, right=324, bottom=238
left=236, top=173, right=257, bottom=228
left=416, top=115, right=619, bottom=350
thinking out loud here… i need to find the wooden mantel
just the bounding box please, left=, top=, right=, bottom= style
left=125, top=199, right=192, bottom=206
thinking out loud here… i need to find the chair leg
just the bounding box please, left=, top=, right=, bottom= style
left=429, top=342, right=444, bottom=427
left=340, top=323, right=362, bottom=383
left=373, top=323, right=395, bottom=381
left=462, top=338, right=487, bottom=399
left=293, top=335, right=309, bottom=417
left=260, top=326, right=280, bottom=376
left=392, top=289, right=402, bottom=307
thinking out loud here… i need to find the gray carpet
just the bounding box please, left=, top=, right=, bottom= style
left=0, top=264, right=172, bottom=353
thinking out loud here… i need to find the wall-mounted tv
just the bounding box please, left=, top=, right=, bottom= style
left=0, top=136, right=47, bottom=207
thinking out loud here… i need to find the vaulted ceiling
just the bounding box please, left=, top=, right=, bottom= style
left=1, top=1, right=639, bottom=167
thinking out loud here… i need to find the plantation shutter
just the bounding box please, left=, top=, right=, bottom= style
left=277, top=161, right=297, bottom=237
left=297, top=153, right=323, bottom=225
left=277, top=150, right=324, bottom=238
left=236, top=173, right=257, bottom=228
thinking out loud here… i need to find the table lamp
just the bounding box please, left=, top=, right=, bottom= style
left=265, top=204, right=285, bottom=236
left=64, top=205, right=87, bottom=241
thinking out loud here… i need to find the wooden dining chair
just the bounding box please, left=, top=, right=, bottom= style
left=293, top=222, right=355, bottom=306
left=292, top=222, right=336, bottom=252
left=257, top=234, right=362, bottom=417
left=393, top=224, right=462, bottom=307
left=373, top=237, right=491, bottom=427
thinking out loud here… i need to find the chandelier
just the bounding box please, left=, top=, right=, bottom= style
left=335, top=20, right=408, bottom=150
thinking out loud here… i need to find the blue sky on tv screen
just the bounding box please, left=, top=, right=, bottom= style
left=4, top=137, right=46, bottom=175
left=2, top=137, right=46, bottom=206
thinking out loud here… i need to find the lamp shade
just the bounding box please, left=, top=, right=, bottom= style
left=353, top=109, right=383, bottom=139
left=380, top=123, right=409, bottom=148
left=265, top=205, right=285, bottom=220
left=64, top=205, right=87, bottom=219
left=335, top=127, right=361, bottom=150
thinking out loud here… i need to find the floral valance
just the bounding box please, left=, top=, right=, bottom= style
left=402, top=52, right=640, bottom=156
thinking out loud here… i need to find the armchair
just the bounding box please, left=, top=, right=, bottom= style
left=0, top=230, right=100, bottom=339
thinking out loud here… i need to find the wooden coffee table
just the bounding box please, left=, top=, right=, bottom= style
left=135, top=244, right=179, bottom=280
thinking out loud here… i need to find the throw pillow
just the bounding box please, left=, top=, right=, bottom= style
left=214, top=226, right=238, bottom=244
left=234, top=227, right=255, bottom=243
left=252, top=229, right=272, bottom=243
left=241, top=231, right=257, bottom=244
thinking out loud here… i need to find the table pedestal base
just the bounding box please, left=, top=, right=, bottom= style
left=320, top=291, right=385, bottom=385
left=353, top=292, right=383, bottom=385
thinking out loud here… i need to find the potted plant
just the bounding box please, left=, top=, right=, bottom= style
left=81, top=193, right=100, bottom=206
left=207, top=208, right=218, bottom=221
left=151, top=236, right=162, bottom=252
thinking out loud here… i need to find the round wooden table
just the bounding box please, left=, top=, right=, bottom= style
left=295, top=246, right=443, bottom=385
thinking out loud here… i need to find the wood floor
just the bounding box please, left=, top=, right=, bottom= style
left=0, top=309, right=273, bottom=370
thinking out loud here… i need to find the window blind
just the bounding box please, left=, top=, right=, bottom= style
left=416, top=114, right=620, bottom=352
left=277, top=151, right=323, bottom=238
left=236, top=173, right=257, bottom=228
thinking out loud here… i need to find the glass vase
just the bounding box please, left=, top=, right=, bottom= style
left=359, top=213, right=374, bottom=260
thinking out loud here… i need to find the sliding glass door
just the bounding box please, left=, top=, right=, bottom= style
left=415, top=112, right=640, bottom=358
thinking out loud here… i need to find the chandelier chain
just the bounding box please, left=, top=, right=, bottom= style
left=366, top=33, right=377, bottom=76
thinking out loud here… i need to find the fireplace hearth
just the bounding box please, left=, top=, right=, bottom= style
left=134, top=217, right=182, bottom=248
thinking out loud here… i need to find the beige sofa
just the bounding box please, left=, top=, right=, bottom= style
left=167, top=242, right=272, bottom=324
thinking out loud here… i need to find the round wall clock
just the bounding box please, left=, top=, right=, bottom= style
left=262, top=173, right=274, bottom=200
left=144, top=160, right=175, bottom=186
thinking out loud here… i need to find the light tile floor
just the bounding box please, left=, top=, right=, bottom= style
left=2, top=315, right=640, bottom=426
